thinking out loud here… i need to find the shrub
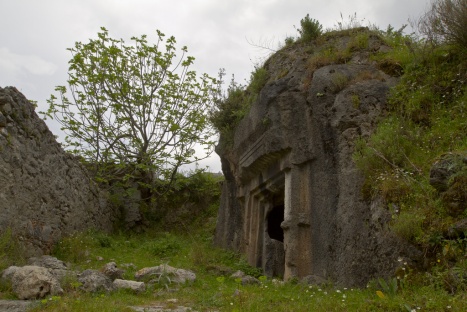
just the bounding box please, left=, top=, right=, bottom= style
left=284, top=36, right=295, bottom=46
left=391, top=209, right=425, bottom=242
left=418, top=0, right=467, bottom=49
left=297, top=14, right=323, bottom=42
left=347, top=32, right=370, bottom=51
left=249, top=67, right=269, bottom=94
left=210, top=66, right=269, bottom=147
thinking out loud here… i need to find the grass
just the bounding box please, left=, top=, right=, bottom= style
left=0, top=219, right=460, bottom=311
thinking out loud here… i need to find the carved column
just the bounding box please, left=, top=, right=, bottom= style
left=282, top=165, right=312, bottom=280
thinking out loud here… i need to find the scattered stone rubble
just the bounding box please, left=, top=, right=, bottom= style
left=0, top=254, right=314, bottom=311
left=1, top=256, right=197, bottom=301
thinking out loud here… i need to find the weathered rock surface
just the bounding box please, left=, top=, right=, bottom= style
left=10, top=265, right=63, bottom=299
left=214, top=29, right=420, bottom=287
left=113, top=279, right=145, bottom=292
left=230, top=270, right=246, bottom=279
left=0, top=300, right=38, bottom=312
left=78, top=269, right=115, bottom=293
left=27, top=255, right=74, bottom=281
left=0, top=86, right=115, bottom=256
left=135, top=264, right=196, bottom=284
left=240, top=275, right=260, bottom=285
left=1, top=266, right=20, bottom=282
left=27, top=255, right=67, bottom=270
left=102, top=261, right=125, bottom=280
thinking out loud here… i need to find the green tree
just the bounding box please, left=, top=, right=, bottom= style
left=44, top=27, right=217, bottom=200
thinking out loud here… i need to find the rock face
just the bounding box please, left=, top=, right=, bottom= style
left=0, top=86, right=115, bottom=256
left=214, top=30, right=418, bottom=286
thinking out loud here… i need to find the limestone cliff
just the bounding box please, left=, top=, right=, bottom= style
left=214, top=29, right=420, bottom=286
left=0, top=87, right=115, bottom=256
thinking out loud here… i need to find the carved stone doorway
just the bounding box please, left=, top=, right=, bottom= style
left=263, top=189, right=285, bottom=278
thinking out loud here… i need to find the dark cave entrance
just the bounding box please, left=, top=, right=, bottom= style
left=267, top=193, right=284, bottom=242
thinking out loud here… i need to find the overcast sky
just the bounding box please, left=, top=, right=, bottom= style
left=0, top=0, right=430, bottom=172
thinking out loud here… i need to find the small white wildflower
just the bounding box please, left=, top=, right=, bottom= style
left=323, top=291, right=328, bottom=295
left=318, top=288, right=322, bottom=292
left=336, top=289, right=341, bottom=293
left=343, top=294, right=346, bottom=299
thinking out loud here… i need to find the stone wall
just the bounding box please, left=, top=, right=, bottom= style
left=214, top=31, right=420, bottom=287
left=0, top=87, right=115, bottom=256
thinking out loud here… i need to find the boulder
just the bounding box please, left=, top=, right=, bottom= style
left=27, top=255, right=67, bottom=270
left=1, top=266, right=20, bottom=282
left=0, top=300, right=38, bottom=312
left=27, top=255, right=74, bottom=281
left=135, top=264, right=196, bottom=284
left=112, top=279, right=145, bottom=293
left=102, top=262, right=124, bottom=280
left=230, top=270, right=246, bottom=279
left=11, top=266, right=63, bottom=300
left=78, top=269, right=114, bottom=293
left=241, top=275, right=260, bottom=286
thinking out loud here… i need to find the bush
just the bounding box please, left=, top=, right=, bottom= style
left=297, top=14, right=323, bottom=42
left=210, top=66, right=269, bottom=147
left=284, top=36, right=295, bottom=46
left=418, top=0, right=467, bottom=49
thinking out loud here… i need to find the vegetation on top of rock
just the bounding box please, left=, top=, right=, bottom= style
left=210, top=66, right=269, bottom=147
left=296, top=13, right=323, bottom=42
left=210, top=17, right=399, bottom=149
left=353, top=0, right=467, bottom=290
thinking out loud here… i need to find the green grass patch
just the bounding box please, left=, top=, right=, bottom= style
left=0, top=228, right=454, bottom=311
